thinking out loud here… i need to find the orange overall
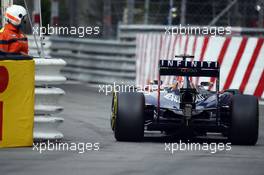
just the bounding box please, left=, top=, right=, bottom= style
left=0, top=23, right=28, bottom=55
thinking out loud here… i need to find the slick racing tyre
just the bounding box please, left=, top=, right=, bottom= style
left=114, top=92, right=145, bottom=141
left=229, top=95, right=259, bottom=145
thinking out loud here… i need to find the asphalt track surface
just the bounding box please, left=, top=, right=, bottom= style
left=0, top=83, right=263, bottom=175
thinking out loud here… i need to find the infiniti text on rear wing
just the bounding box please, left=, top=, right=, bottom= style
left=159, top=60, right=219, bottom=77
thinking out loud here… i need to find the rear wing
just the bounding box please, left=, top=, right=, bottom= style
left=156, top=59, right=220, bottom=120
left=159, top=60, right=219, bottom=77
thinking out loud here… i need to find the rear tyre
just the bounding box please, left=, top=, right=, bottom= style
left=114, top=92, right=145, bottom=141
left=229, top=95, right=259, bottom=145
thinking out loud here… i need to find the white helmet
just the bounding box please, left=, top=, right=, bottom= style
left=5, top=5, right=27, bottom=26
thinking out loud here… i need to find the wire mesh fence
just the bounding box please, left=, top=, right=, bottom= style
left=5, top=0, right=264, bottom=38
left=110, top=0, right=262, bottom=27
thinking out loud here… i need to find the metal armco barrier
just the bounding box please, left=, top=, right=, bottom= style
left=49, top=37, right=136, bottom=84
left=34, top=58, right=67, bottom=140
left=136, top=34, right=264, bottom=99
left=28, top=36, right=51, bottom=57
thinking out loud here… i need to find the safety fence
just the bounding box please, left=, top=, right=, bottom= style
left=49, top=37, right=136, bottom=84
left=29, top=36, right=136, bottom=85
left=28, top=36, right=68, bottom=140
left=29, top=35, right=66, bottom=140
left=34, top=58, right=66, bottom=140
left=136, top=34, right=264, bottom=99
left=33, top=58, right=66, bottom=140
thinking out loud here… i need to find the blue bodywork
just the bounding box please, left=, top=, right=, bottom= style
left=144, top=87, right=232, bottom=115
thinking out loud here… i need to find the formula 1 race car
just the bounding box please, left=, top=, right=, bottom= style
left=110, top=56, right=259, bottom=145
